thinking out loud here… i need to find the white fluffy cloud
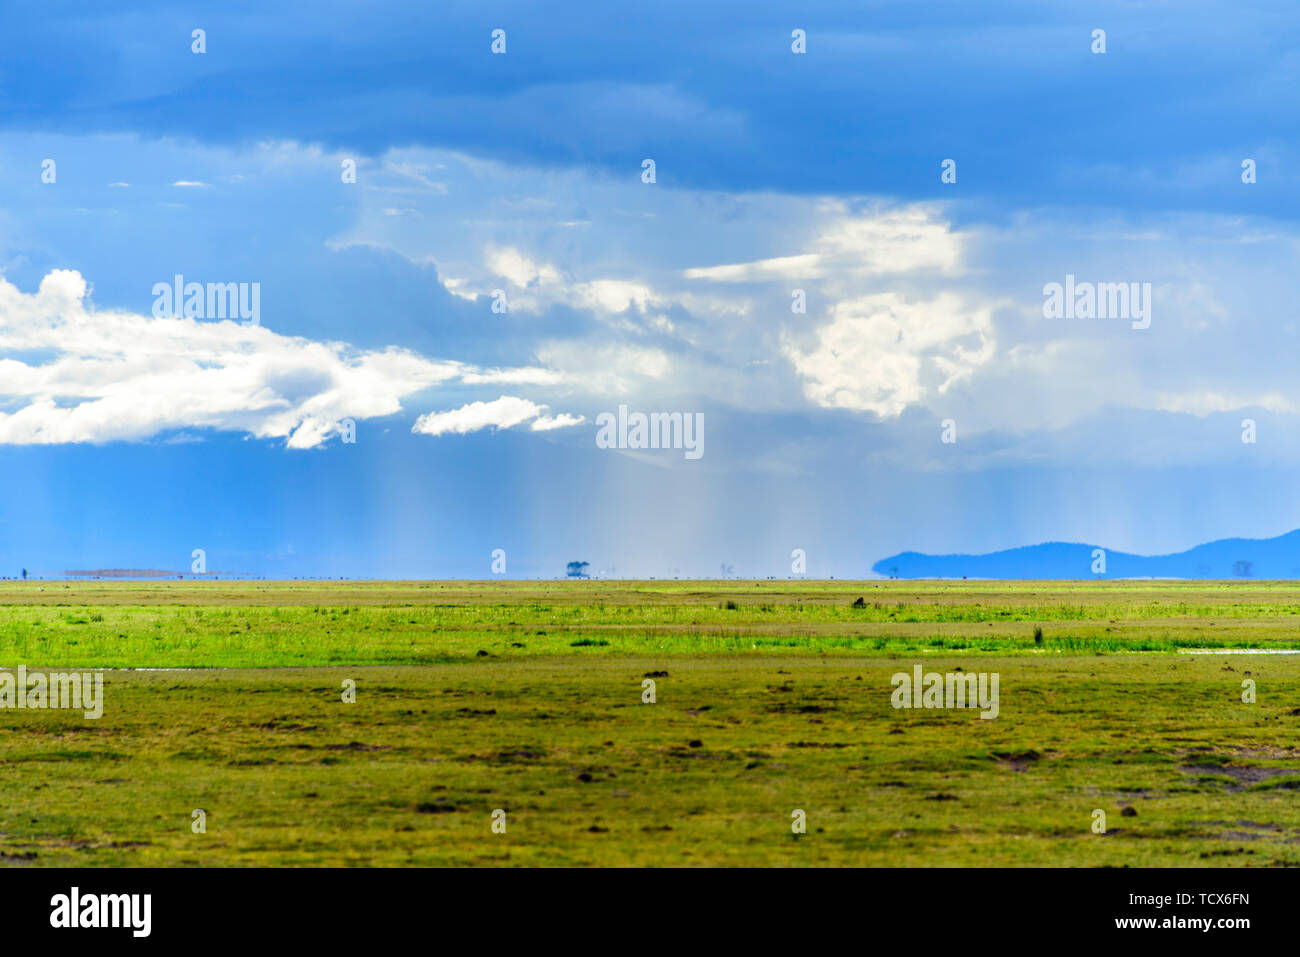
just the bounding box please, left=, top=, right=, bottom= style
left=684, top=205, right=964, bottom=282
left=411, top=395, right=584, bottom=436
left=0, top=270, right=574, bottom=447
left=783, top=292, right=996, bottom=417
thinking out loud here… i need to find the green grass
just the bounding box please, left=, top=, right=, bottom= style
left=1, top=580, right=1298, bottom=865
left=6, top=579, right=1300, bottom=667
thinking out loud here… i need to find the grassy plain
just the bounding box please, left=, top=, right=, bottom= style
left=1, top=579, right=1298, bottom=866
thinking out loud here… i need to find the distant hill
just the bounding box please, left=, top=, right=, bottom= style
left=871, top=529, right=1300, bottom=580
left=63, top=569, right=180, bottom=578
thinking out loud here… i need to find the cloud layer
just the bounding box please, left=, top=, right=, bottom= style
left=0, top=269, right=577, bottom=448
left=412, top=395, right=583, bottom=436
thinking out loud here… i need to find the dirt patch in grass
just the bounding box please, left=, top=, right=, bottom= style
left=414, top=800, right=459, bottom=814
left=992, top=749, right=1042, bottom=772
left=1182, top=764, right=1300, bottom=784
left=764, top=703, right=837, bottom=714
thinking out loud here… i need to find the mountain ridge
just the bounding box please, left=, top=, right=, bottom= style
left=872, top=529, right=1300, bottom=579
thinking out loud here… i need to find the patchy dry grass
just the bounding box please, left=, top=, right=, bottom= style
left=1, top=581, right=1297, bottom=865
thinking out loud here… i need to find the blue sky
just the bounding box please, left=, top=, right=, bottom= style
left=0, top=1, right=1297, bottom=578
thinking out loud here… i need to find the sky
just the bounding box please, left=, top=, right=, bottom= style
left=0, top=1, right=1297, bottom=578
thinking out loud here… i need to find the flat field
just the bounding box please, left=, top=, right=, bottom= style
left=2, top=579, right=1298, bottom=866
